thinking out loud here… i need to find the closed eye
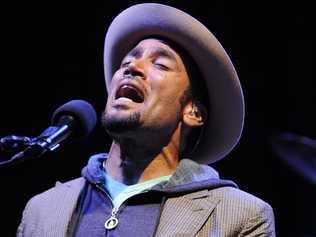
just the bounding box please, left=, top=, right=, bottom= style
left=154, top=63, right=170, bottom=71
left=121, top=61, right=130, bottom=68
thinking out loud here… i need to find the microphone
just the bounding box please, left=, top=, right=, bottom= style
left=36, top=99, right=97, bottom=152
left=0, top=100, right=97, bottom=166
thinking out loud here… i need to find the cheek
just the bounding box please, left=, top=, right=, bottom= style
left=107, top=70, right=122, bottom=94
left=152, top=74, right=188, bottom=103
left=147, top=79, right=185, bottom=121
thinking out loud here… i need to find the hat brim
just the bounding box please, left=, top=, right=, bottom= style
left=103, top=3, right=244, bottom=164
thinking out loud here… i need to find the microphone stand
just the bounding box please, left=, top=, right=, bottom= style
left=0, top=135, right=37, bottom=167
left=0, top=130, right=62, bottom=167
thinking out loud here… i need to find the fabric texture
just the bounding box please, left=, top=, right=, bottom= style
left=17, top=154, right=275, bottom=236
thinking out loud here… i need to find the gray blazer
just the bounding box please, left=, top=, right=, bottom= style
left=17, top=178, right=275, bottom=237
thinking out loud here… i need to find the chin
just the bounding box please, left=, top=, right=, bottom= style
left=101, top=110, right=141, bottom=135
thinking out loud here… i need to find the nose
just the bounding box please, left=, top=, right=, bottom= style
left=123, top=60, right=145, bottom=79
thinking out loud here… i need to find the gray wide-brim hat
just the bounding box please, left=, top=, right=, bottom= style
left=103, top=3, right=245, bottom=164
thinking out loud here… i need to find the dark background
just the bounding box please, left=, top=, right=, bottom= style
left=0, top=1, right=315, bottom=236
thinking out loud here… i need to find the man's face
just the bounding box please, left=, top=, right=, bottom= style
left=102, top=38, right=190, bottom=137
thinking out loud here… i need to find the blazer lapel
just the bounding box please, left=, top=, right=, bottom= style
left=155, top=190, right=219, bottom=237
left=44, top=178, right=85, bottom=237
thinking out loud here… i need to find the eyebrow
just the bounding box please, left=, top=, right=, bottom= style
left=126, top=47, right=144, bottom=59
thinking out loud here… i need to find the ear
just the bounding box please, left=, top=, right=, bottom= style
left=182, top=101, right=205, bottom=127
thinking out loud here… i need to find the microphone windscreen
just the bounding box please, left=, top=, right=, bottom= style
left=51, top=100, right=97, bottom=137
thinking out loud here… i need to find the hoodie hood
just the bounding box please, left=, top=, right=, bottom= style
left=82, top=153, right=107, bottom=184
left=153, top=158, right=238, bottom=194
left=82, top=153, right=238, bottom=194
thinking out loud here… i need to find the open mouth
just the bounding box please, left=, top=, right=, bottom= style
left=115, top=85, right=145, bottom=103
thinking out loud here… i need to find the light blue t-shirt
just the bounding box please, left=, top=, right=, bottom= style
left=103, top=171, right=171, bottom=209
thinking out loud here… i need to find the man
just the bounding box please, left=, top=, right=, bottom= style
left=17, top=3, right=275, bottom=237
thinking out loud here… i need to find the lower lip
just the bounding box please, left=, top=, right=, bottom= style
left=115, top=97, right=133, bottom=103
left=114, top=97, right=144, bottom=106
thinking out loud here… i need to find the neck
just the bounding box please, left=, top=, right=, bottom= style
left=104, top=123, right=182, bottom=185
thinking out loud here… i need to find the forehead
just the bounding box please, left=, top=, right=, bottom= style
left=135, top=38, right=174, bottom=49
left=125, top=38, right=182, bottom=62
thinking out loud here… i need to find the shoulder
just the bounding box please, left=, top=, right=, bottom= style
left=213, top=186, right=271, bottom=207
left=211, top=186, right=274, bottom=217
left=26, top=177, right=86, bottom=209
left=21, top=177, right=86, bottom=217
left=17, top=177, right=86, bottom=236
left=210, top=186, right=275, bottom=235
left=28, top=177, right=85, bottom=203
